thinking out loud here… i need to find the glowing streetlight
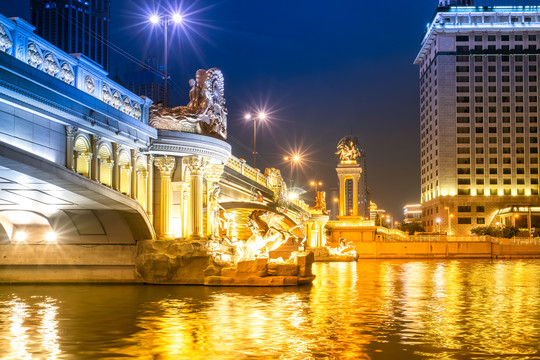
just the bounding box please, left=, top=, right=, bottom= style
left=310, top=180, right=323, bottom=193
left=436, top=218, right=441, bottom=233
left=45, top=231, right=56, bottom=243
left=149, top=12, right=184, bottom=107
left=245, top=112, right=267, bottom=168
left=14, top=231, right=27, bottom=242
left=283, top=154, right=301, bottom=188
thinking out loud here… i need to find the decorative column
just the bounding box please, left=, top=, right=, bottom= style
left=182, top=184, right=191, bottom=238
left=147, top=156, right=154, bottom=223
left=130, top=149, right=138, bottom=200
left=154, top=156, right=176, bottom=239
left=65, top=126, right=78, bottom=171
left=186, top=156, right=209, bottom=240
left=137, top=170, right=148, bottom=212
left=90, top=135, right=101, bottom=181
left=352, top=175, right=359, bottom=216
left=112, top=143, right=120, bottom=191
left=206, top=165, right=224, bottom=238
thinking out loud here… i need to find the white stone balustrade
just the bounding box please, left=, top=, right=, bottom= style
left=0, top=14, right=149, bottom=123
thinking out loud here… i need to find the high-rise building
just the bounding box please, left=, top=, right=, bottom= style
left=439, top=0, right=474, bottom=6
left=124, top=57, right=166, bottom=105
left=31, top=0, right=110, bottom=71
left=415, top=5, right=540, bottom=235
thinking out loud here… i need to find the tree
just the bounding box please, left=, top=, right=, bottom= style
left=398, top=222, right=426, bottom=235
left=471, top=225, right=519, bottom=238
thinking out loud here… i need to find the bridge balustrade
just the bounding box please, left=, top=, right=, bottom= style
left=0, top=14, right=148, bottom=123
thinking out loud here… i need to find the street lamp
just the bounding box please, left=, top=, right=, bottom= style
left=149, top=12, right=183, bottom=107
left=436, top=218, right=441, bottom=233
left=283, top=154, right=301, bottom=188
left=245, top=112, right=266, bottom=168
left=310, top=180, right=323, bottom=193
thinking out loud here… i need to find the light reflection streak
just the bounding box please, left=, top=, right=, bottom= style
left=0, top=260, right=539, bottom=358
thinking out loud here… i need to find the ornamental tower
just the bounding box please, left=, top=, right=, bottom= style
left=335, top=136, right=363, bottom=219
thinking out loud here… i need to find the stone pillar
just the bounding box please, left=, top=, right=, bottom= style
left=112, top=143, right=120, bottom=191
left=352, top=175, right=359, bottom=216
left=65, top=126, right=78, bottom=171
left=130, top=149, right=138, bottom=200
left=147, top=156, right=154, bottom=223
left=138, top=170, right=148, bottom=212
left=154, top=156, right=176, bottom=239
left=186, top=156, right=208, bottom=240
left=338, top=176, right=345, bottom=217
left=182, top=185, right=191, bottom=238
left=90, top=135, right=101, bottom=181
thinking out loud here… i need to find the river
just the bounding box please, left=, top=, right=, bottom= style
left=1, top=259, right=540, bottom=359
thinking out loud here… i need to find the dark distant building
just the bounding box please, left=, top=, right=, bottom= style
left=31, top=0, right=110, bottom=71
left=438, top=0, right=474, bottom=6
left=124, top=57, right=166, bottom=105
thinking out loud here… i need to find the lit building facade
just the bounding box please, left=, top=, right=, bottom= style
left=415, top=5, right=540, bottom=234
left=403, top=204, right=422, bottom=224
left=31, top=0, right=110, bottom=71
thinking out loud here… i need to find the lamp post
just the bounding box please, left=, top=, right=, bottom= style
left=150, top=13, right=183, bottom=107
left=283, top=154, right=301, bottom=188
left=310, top=180, right=323, bottom=193
left=245, top=112, right=266, bottom=168
left=436, top=218, right=441, bottom=233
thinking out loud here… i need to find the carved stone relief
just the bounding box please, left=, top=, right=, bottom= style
left=60, top=62, right=75, bottom=85
left=43, top=53, right=60, bottom=76
left=85, top=75, right=95, bottom=95
left=0, top=24, right=13, bottom=53
left=27, top=43, right=43, bottom=68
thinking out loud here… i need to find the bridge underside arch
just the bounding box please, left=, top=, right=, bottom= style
left=0, top=142, right=155, bottom=244
left=218, top=201, right=304, bottom=240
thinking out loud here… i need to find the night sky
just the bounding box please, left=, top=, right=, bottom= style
left=2, top=0, right=538, bottom=218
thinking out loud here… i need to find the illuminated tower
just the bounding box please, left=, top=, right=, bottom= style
left=415, top=6, right=540, bottom=235
left=335, top=136, right=363, bottom=218
left=31, top=0, right=110, bottom=71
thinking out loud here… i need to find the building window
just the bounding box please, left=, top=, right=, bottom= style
left=458, top=217, right=472, bottom=224
left=476, top=206, right=485, bottom=213
left=477, top=218, right=485, bottom=224
left=458, top=206, right=472, bottom=212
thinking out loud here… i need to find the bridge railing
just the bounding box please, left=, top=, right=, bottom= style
left=226, top=156, right=269, bottom=187
left=0, top=14, right=150, bottom=123
left=225, top=155, right=310, bottom=213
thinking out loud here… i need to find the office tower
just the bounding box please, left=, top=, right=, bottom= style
left=415, top=5, right=540, bottom=235
left=31, top=0, right=110, bottom=71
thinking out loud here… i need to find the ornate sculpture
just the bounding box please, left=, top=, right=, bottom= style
left=132, top=103, right=142, bottom=120
left=336, top=136, right=361, bottom=163
left=264, top=168, right=289, bottom=208
left=60, top=63, right=74, bottom=85
left=43, top=53, right=60, bottom=76
left=112, top=91, right=122, bottom=110
left=85, top=76, right=95, bottom=95
left=148, top=68, right=228, bottom=140
left=123, top=97, right=133, bottom=115
left=310, top=191, right=328, bottom=215
left=102, top=84, right=112, bottom=104
left=0, top=24, right=13, bottom=53
left=27, top=43, right=43, bottom=68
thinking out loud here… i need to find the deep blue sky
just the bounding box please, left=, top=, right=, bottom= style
left=2, top=0, right=538, bottom=218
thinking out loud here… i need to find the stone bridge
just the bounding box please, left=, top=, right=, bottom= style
left=0, top=15, right=317, bottom=282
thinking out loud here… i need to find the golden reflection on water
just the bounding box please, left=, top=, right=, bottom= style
left=0, top=260, right=540, bottom=359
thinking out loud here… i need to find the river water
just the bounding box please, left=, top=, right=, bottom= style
left=1, top=260, right=540, bottom=359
